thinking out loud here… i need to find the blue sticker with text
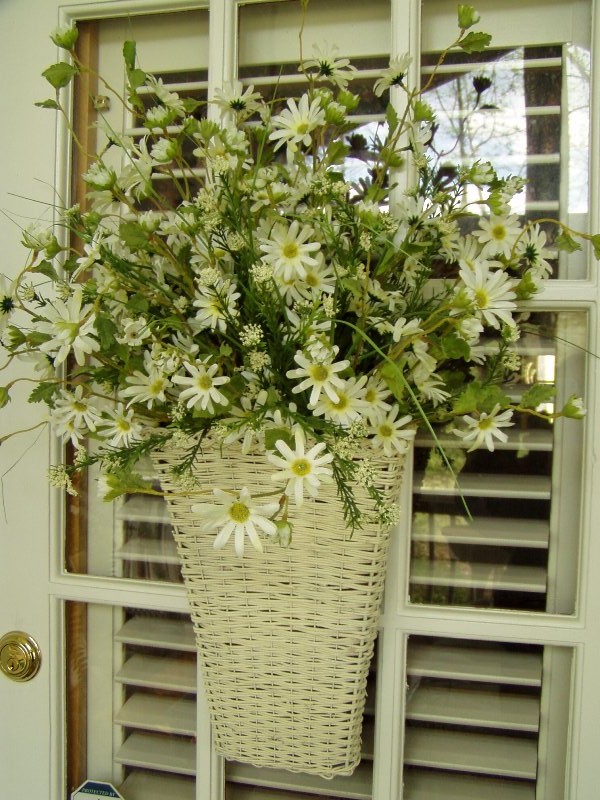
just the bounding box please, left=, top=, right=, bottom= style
left=71, top=781, right=124, bottom=800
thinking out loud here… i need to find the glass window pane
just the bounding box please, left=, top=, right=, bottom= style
left=66, top=602, right=198, bottom=798
left=422, top=0, right=592, bottom=279
left=403, top=635, right=573, bottom=798
left=409, top=310, right=587, bottom=614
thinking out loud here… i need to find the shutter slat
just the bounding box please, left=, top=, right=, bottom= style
left=120, top=771, right=195, bottom=800
left=422, top=56, right=562, bottom=74
left=115, top=616, right=196, bottom=651
left=413, top=516, right=549, bottom=548
left=116, top=495, right=170, bottom=524
left=226, top=760, right=372, bottom=799
left=415, top=428, right=553, bottom=452
left=404, top=728, right=538, bottom=779
left=116, top=653, right=196, bottom=693
left=115, top=693, right=196, bottom=736
left=410, top=560, right=547, bottom=593
left=117, top=537, right=179, bottom=564
left=403, top=769, right=535, bottom=800
left=407, top=686, right=540, bottom=732
left=115, top=731, right=195, bottom=775
left=407, top=644, right=542, bottom=686
left=414, top=472, right=552, bottom=499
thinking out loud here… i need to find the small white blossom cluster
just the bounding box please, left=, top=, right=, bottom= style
left=1, top=10, right=593, bottom=558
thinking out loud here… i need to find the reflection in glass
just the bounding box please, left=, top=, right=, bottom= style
left=409, top=310, right=587, bottom=614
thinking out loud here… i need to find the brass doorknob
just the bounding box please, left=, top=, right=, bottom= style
left=0, top=631, right=42, bottom=682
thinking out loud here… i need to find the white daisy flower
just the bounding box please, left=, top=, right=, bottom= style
left=362, top=378, right=392, bottom=424
left=459, top=262, right=517, bottom=329
left=268, top=426, right=334, bottom=506
left=370, top=406, right=413, bottom=457
left=0, top=275, right=16, bottom=332
left=269, top=93, right=325, bottom=155
left=192, top=280, right=240, bottom=333
left=191, top=486, right=279, bottom=558
left=120, top=352, right=170, bottom=409
left=452, top=404, right=514, bottom=451
left=311, top=376, right=368, bottom=428
left=259, top=220, right=321, bottom=282
left=101, top=403, right=144, bottom=448
left=287, top=349, right=350, bottom=406
left=37, top=287, right=99, bottom=366
left=212, top=80, right=262, bottom=118
left=392, top=316, right=423, bottom=343
left=51, top=385, right=103, bottom=436
left=373, top=53, right=412, bottom=97
left=172, top=361, right=229, bottom=413
left=475, top=214, right=522, bottom=258
left=115, top=317, right=151, bottom=346
left=518, top=224, right=554, bottom=277
left=302, top=42, right=357, bottom=89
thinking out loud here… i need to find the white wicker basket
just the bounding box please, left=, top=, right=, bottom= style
left=151, top=437, right=408, bottom=778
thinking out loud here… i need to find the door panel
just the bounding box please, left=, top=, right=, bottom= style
left=2, top=2, right=600, bottom=799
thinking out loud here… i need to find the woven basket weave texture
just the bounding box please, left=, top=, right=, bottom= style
left=152, top=437, right=407, bottom=778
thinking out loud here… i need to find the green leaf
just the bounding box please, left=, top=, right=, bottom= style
left=385, top=102, right=399, bottom=132
left=35, top=99, right=60, bottom=110
left=441, top=333, right=470, bottom=360
left=100, top=468, right=149, bottom=502
left=453, top=382, right=509, bottom=415
left=0, top=386, right=10, bottom=408
left=325, top=140, right=350, bottom=166
left=94, top=314, right=118, bottom=350
left=556, top=231, right=582, bottom=254
left=126, top=293, right=149, bottom=314
left=31, top=259, right=59, bottom=281
left=265, top=427, right=294, bottom=451
left=380, top=361, right=407, bottom=403
left=458, top=31, right=492, bottom=54
left=590, top=234, right=600, bottom=260
left=520, top=383, right=555, bottom=409
left=123, top=41, right=137, bottom=71
left=412, top=99, right=435, bottom=123
left=128, top=68, right=147, bottom=91
left=42, top=62, right=78, bottom=90
left=119, top=221, right=150, bottom=251
left=28, top=382, right=60, bottom=405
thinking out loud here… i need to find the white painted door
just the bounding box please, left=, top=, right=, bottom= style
left=3, top=1, right=600, bottom=799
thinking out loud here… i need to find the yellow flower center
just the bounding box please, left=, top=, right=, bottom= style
left=492, top=224, right=506, bottom=241
left=291, top=458, right=311, bottom=477
left=365, top=388, right=377, bottom=403
left=474, top=288, right=489, bottom=309
left=478, top=416, right=494, bottom=430
left=309, top=364, right=330, bottom=382
left=197, top=374, right=213, bottom=390
left=229, top=501, right=250, bottom=523
left=296, top=122, right=309, bottom=135
left=332, top=393, right=349, bottom=411
left=306, top=272, right=319, bottom=287
left=72, top=400, right=87, bottom=413
left=282, top=242, right=299, bottom=260
left=117, top=418, right=131, bottom=432
left=150, top=378, right=165, bottom=395
left=379, top=424, right=393, bottom=438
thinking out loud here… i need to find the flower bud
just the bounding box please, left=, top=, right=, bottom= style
left=562, top=395, right=587, bottom=419
left=458, top=5, right=480, bottom=28
left=50, top=25, right=79, bottom=50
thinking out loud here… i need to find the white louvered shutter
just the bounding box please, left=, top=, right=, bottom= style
left=64, top=1, right=596, bottom=799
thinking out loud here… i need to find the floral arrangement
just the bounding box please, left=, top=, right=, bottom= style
left=0, top=6, right=593, bottom=556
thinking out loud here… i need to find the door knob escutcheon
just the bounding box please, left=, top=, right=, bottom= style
left=0, top=631, right=41, bottom=682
